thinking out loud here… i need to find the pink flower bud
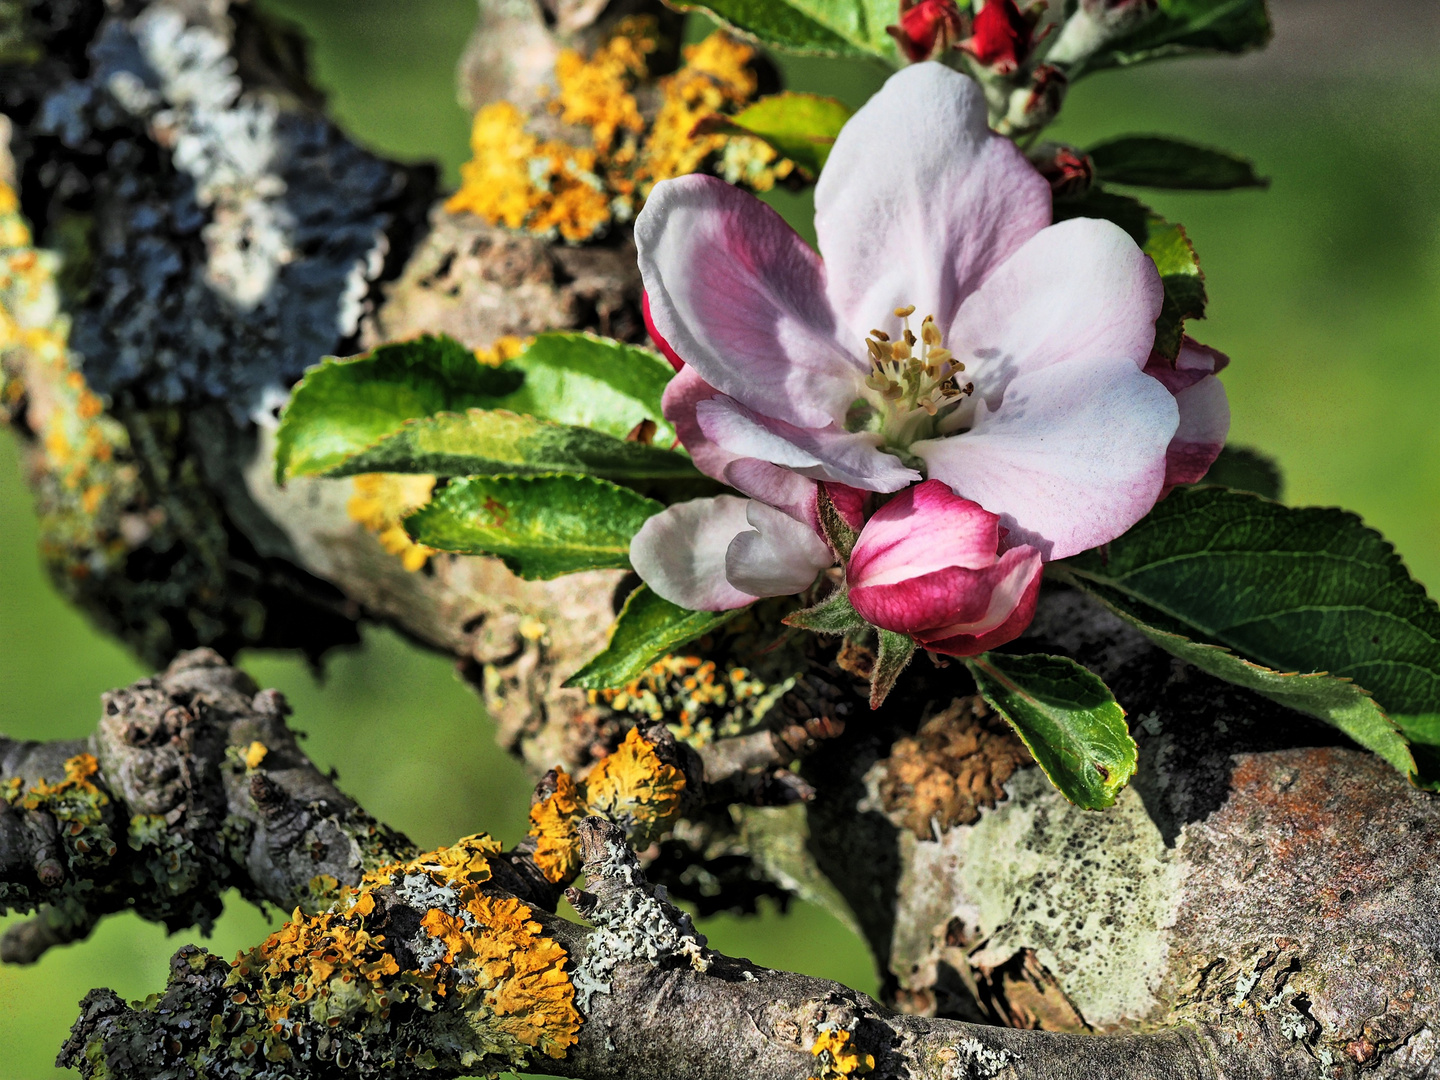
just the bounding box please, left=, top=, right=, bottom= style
left=847, top=480, right=1044, bottom=657
left=1030, top=143, right=1093, bottom=199
left=887, top=0, right=967, bottom=64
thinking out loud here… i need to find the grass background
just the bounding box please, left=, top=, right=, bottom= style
left=3, top=1, right=1439, bottom=1074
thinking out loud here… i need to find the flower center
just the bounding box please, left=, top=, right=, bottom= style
left=860, top=305, right=973, bottom=448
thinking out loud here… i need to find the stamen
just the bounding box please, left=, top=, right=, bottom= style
left=861, top=300, right=975, bottom=445
left=921, top=316, right=942, bottom=346
left=870, top=329, right=890, bottom=341
left=894, top=304, right=916, bottom=318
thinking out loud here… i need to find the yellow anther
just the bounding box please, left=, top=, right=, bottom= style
left=921, top=316, right=943, bottom=346
left=894, top=304, right=916, bottom=318
left=869, top=329, right=890, bottom=342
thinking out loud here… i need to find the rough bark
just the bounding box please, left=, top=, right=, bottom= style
left=3, top=1, right=1440, bottom=1078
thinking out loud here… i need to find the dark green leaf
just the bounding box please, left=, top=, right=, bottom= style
left=565, top=584, right=745, bottom=690
left=500, top=333, right=678, bottom=445
left=275, top=335, right=521, bottom=481
left=405, top=474, right=660, bottom=580
left=1057, top=486, right=1440, bottom=786
left=785, top=588, right=866, bottom=635
left=317, top=409, right=698, bottom=481
left=1054, top=188, right=1203, bottom=359
left=966, top=652, right=1137, bottom=809
left=1088, top=136, right=1267, bottom=190
left=1199, top=445, right=1283, bottom=500
left=668, top=0, right=897, bottom=58
left=700, top=92, right=853, bottom=177
left=870, top=629, right=916, bottom=709
left=1071, top=0, right=1272, bottom=77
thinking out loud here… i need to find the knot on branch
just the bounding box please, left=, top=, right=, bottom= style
left=567, top=816, right=709, bottom=1009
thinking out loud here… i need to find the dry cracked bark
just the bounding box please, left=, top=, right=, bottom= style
left=3, top=0, right=1440, bottom=1077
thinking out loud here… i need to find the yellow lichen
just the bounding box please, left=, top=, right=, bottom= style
left=475, top=334, right=530, bottom=367
left=3, top=753, right=117, bottom=871
left=227, top=832, right=580, bottom=1067
left=244, top=741, right=269, bottom=769
left=0, top=181, right=142, bottom=577
left=526, top=728, right=685, bottom=885
left=446, top=20, right=793, bottom=244
left=810, top=1028, right=875, bottom=1080
left=595, top=654, right=789, bottom=745
left=346, top=473, right=437, bottom=572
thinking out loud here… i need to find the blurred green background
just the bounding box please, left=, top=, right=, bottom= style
left=4, top=1, right=1439, bottom=1074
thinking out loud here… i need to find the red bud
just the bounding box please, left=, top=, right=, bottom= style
left=887, top=0, right=967, bottom=64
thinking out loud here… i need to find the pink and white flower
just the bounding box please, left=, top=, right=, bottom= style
left=1145, top=337, right=1231, bottom=495
left=848, top=481, right=1044, bottom=657
left=629, top=61, right=1228, bottom=614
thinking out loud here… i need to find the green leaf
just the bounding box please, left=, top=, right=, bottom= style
left=276, top=335, right=522, bottom=481
left=565, top=585, right=745, bottom=689
left=315, top=409, right=698, bottom=481
left=1054, top=188, right=1203, bottom=359
left=1072, top=0, right=1272, bottom=77
left=966, top=653, right=1137, bottom=809
left=700, top=92, right=853, bottom=178
left=405, top=474, right=661, bottom=580
left=1056, top=486, right=1440, bottom=786
left=1199, top=445, right=1283, bottom=500
left=870, top=629, right=916, bottom=709
left=785, top=588, right=866, bottom=635
left=669, top=0, right=898, bottom=58
left=1087, top=136, right=1268, bottom=190
left=500, top=333, right=678, bottom=445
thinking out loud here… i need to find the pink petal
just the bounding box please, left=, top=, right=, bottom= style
left=662, top=366, right=741, bottom=482
left=920, top=547, right=1045, bottom=657
left=814, top=63, right=1050, bottom=343
left=824, top=483, right=869, bottom=533
left=725, top=502, right=834, bottom=599
left=847, top=479, right=1002, bottom=589
left=637, top=174, right=862, bottom=429
left=723, top=458, right=819, bottom=531
left=643, top=291, right=685, bottom=371
left=914, top=355, right=1179, bottom=560
left=849, top=545, right=1042, bottom=645
left=1144, top=338, right=1231, bottom=494
left=629, top=496, right=758, bottom=611
left=1163, top=375, right=1230, bottom=493
left=696, top=394, right=920, bottom=493
left=945, top=217, right=1164, bottom=417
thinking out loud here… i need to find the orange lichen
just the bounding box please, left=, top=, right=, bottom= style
left=243, top=741, right=269, bottom=769
left=446, top=19, right=793, bottom=244
left=475, top=334, right=530, bottom=367
left=225, top=832, right=580, bottom=1067
left=346, top=472, right=437, bottom=572
left=527, top=728, right=685, bottom=885
left=593, top=653, right=784, bottom=744
left=810, top=1028, right=875, bottom=1080
left=528, top=770, right=588, bottom=884
left=7, top=752, right=106, bottom=811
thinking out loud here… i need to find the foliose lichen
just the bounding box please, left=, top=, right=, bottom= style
left=809, top=1025, right=875, bottom=1080
left=211, top=833, right=580, bottom=1073
left=446, top=17, right=793, bottom=244
left=527, top=728, right=685, bottom=885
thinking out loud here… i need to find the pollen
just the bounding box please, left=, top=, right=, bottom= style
left=863, top=306, right=973, bottom=441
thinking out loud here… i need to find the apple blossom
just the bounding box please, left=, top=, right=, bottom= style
left=847, top=480, right=1044, bottom=657
left=628, top=61, right=1226, bottom=616
left=1146, top=336, right=1231, bottom=495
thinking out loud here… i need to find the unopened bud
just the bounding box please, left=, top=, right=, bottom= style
left=1030, top=143, right=1094, bottom=198
left=960, top=0, right=1049, bottom=75
left=887, top=0, right=967, bottom=63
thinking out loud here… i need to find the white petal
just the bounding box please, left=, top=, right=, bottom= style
left=637, top=174, right=862, bottom=429
left=946, top=217, right=1164, bottom=415
left=914, top=356, right=1179, bottom=560
left=629, top=496, right=758, bottom=611
left=725, top=502, right=833, bottom=599
left=696, top=395, right=919, bottom=493
left=815, top=62, right=1051, bottom=342
left=723, top=459, right=819, bottom=530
